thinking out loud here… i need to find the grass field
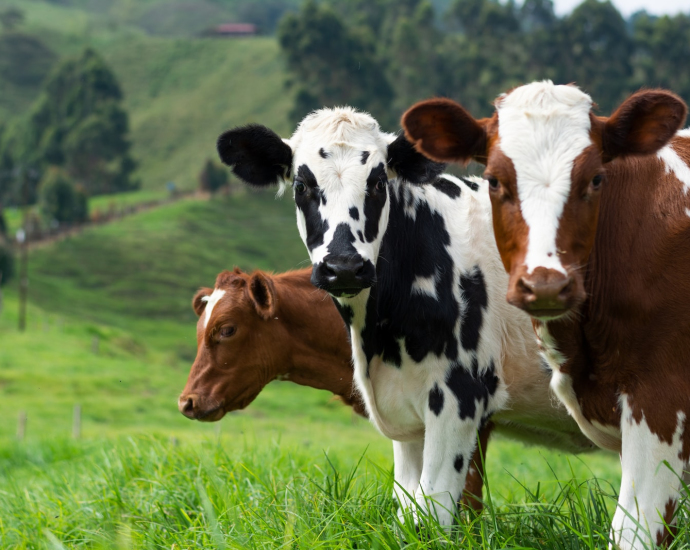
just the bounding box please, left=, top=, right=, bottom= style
left=0, top=191, right=645, bottom=549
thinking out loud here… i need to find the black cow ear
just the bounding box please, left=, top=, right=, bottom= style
left=387, top=133, right=446, bottom=184
left=217, top=124, right=293, bottom=187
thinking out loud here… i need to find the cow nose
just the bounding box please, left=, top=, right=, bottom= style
left=178, top=394, right=197, bottom=419
left=322, top=257, right=365, bottom=278
left=508, top=269, right=575, bottom=319
left=311, top=256, right=375, bottom=296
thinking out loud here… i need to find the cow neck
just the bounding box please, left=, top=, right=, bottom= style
left=272, top=270, right=364, bottom=415
left=350, top=180, right=463, bottom=370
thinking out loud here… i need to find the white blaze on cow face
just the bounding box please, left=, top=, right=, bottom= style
left=286, top=108, right=394, bottom=293
left=203, top=289, right=226, bottom=328
left=496, top=81, right=594, bottom=275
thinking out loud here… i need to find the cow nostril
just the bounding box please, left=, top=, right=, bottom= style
left=517, top=277, right=536, bottom=298
left=322, top=262, right=337, bottom=277
left=559, top=277, right=574, bottom=297
left=183, top=398, right=194, bottom=414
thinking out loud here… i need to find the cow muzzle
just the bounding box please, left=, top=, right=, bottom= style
left=311, top=256, right=376, bottom=297
left=178, top=393, right=225, bottom=422
left=506, top=266, right=581, bottom=319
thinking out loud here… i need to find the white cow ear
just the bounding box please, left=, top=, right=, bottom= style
left=217, top=124, right=293, bottom=187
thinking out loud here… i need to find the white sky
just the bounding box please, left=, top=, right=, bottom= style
left=552, top=0, right=690, bottom=17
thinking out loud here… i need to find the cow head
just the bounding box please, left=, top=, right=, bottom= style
left=403, top=82, right=687, bottom=320
left=179, top=268, right=279, bottom=421
left=217, top=108, right=444, bottom=298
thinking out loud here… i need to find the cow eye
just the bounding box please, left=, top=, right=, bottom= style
left=375, top=178, right=387, bottom=192
left=294, top=180, right=306, bottom=195
left=486, top=176, right=499, bottom=191
left=219, top=326, right=236, bottom=338
left=591, top=174, right=603, bottom=190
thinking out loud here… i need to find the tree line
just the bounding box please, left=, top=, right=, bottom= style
left=278, top=0, right=690, bottom=130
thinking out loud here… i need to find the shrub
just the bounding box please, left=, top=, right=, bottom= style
left=39, top=168, right=88, bottom=224
left=199, top=159, right=229, bottom=193
left=0, top=242, right=14, bottom=286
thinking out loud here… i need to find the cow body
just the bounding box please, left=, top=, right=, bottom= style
left=403, top=82, right=690, bottom=547
left=216, top=109, right=594, bottom=526
left=181, top=267, right=592, bottom=513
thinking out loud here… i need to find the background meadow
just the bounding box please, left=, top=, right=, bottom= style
left=1, top=0, right=688, bottom=547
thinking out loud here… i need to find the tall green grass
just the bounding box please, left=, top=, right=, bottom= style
left=0, top=435, right=683, bottom=549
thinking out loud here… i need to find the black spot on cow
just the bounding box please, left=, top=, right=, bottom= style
left=363, top=163, right=388, bottom=242
left=331, top=297, right=354, bottom=328
left=460, top=177, right=479, bottom=192
left=428, top=384, right=444, bottom=416
left=446, top=359, right=499, bottom=420
left=460, top=267, right=488, bottom=351
left=361, top=151, right=370, bottom=164
left=319, top=147, right=328, bottom=159
left=320, top=190, right=327, bottom=205
left=386, top=134, right=446, bottom=184
left=453, top=454, right=464, bottom=473
left=349, top=207, right=359, bottom=221
left=432, top=176, right=462, bottom=199
left=295, top=164, right=328, bottom=251
left=357, top=230, right=364, bottom=242
left=358, top=183, right=460, bottom=372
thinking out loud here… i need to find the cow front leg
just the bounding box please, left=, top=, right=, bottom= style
left=611, top=401, right=687, bottom=549
left=392, top=439, right=424, bottom=521
left=414, top=388, right=484, bottom=527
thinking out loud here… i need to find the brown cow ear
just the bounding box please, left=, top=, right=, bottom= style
left=247, top=272, right=276, bottom=320
left=402, top=98, right=491, bottom=165
left=602, top=90, right=687, bottom=162
left=192, top=287, right=213, bottom=316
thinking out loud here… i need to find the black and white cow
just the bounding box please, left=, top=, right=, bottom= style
left=216, top=108, right=593, bottom=525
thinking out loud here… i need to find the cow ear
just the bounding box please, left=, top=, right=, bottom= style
left=192, top=287, right=213, bottom=317
left=601, top=90, right=687, bottom=162
left=217, top=124, right=293, bottom=186
left=386, top=133, right=446, bottom=184
left=247, top=272, right=276, bottom=320
left=402, top=98, right=491, bottom=165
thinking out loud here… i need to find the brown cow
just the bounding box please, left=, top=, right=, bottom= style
left=402, top=81, right=689, bottom=548
left=179, top=266, right=594, bottom=513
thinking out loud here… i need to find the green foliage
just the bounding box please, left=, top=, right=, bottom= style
left=25, top=47, right=139, bottom=195
left=0, top=241, right=13, bottom=286
left=198, top=158, right=229, bottom=193
left=39, top=167, right=88, bottom=224
left=0, top=7, right=24, bottom=32
left=280, top=0, right=690, bottom=123
left=278, top=0, right=395, bottom=127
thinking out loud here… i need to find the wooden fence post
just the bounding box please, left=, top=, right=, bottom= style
left=72, top=404, right=81, bottom=439
left=17, top=411, right=26, bottom=440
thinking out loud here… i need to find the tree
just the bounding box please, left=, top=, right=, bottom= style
left=199, top=159, right=229, bottom=193
left=631, top=12, right=690, bottom=106
left=278, top=1, right=395, bottom=127
left=0, top=7, right=24, bottom=32
left=557, top=0, right=634, bottom=113
left=39, top=168, right=88, bottom=224
left=23, top=48, right=138, bottom=196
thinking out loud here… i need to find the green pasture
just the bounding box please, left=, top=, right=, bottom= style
left=0, top=191, right=640, bottom=548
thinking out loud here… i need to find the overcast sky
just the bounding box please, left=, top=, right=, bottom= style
left=552, top=0, right=690, bottom=17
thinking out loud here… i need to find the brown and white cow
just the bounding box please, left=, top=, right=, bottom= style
left=179, top=264, right=594, bottom=516
left=403, top=81, right=689, bottom=548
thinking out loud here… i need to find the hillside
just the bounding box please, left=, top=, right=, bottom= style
left=0, top=0, right=294, bottom=193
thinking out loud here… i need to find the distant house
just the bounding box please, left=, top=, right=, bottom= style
left=207, top=23, right=257, bottom=37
